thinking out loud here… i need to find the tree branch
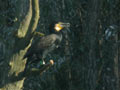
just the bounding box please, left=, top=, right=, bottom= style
left=25, top=60, right=54, bottom=76
left=16, top=0, right=32, bottom=38
left=25, top=0, right=40, bottom=40
left=8, top=0, right=40, bottom=79
left=11, top=60, right=54, bottom=81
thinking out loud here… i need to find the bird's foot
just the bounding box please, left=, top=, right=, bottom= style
left=49, top=60, right=54, bottom=65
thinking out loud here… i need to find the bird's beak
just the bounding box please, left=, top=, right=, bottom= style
left=59, top=22, right=70, bottom=28
left=54, top=22, right=70, bottom=32
left=60, top=22, right=70, bottom=32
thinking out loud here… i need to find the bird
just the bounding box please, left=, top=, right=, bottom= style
left=24, top=22, right=70, bottom=67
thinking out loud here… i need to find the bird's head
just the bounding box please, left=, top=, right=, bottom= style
left=54, top=22, right=70, bottom=32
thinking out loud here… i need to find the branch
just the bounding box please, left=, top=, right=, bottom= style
left=15, top=60, right=54, bottom=80
left=25, top=60, right=54, bottom=76
left=25, top=0, right=40, bottom=40
left=15, top=0, right=40, bottom=39
left=1, top=60, right=54, bottom=88
left=14, top=0, right=40, bottom=52
left=16, top=0, right=32, bottom=38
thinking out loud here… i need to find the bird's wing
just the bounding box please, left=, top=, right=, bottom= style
left=25, top=34, right=58, bottom=57
left=35, top=34, right=57, bottom=50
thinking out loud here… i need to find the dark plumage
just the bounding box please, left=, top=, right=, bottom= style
left=25, top=22, right=70, bottom=66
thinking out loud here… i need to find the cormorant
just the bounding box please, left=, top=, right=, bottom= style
left=25, top=22, right=70, bottom=66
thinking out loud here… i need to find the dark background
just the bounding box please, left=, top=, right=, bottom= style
left=0, top=0, right=120, bottom=90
